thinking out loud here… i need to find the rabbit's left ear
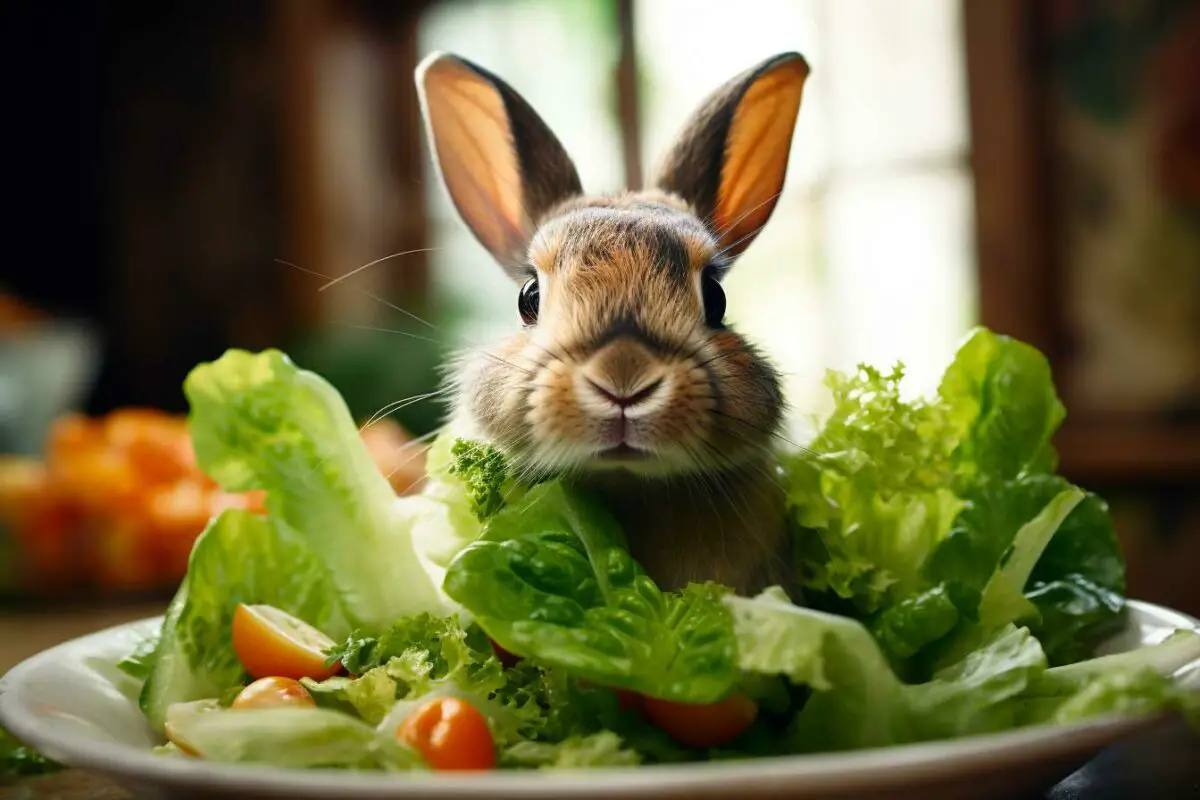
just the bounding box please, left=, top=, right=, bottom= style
left=653, top=52, right=809, bottom=259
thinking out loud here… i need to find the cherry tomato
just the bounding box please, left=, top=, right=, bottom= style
left=231, top=603, right=340, bottom=681
left=489, top=639, right=521, bottom=669
left=642, top=692, right=758, bottom=748
left=397, top=697, right=496, bottom=771
left=614, top=688, right=644, bottom=713
left=231, top=676, right=316, bottom=710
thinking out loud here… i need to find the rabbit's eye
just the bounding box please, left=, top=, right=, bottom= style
left=518, top=277, right=540, bottom=325
left=702, top=273, right=726, bottom=328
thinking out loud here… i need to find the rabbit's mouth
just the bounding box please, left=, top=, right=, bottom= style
left=595, top=443, right=652, bottom=462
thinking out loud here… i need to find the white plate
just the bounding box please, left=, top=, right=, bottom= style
left=2, top=600, right=1198, bottom=800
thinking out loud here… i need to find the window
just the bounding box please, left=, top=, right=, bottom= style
left=418, top=0, right=976, bottom=436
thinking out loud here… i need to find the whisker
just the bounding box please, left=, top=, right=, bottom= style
left=275, top=258, right=440, bottom=331
left=712, top=409, right=812, bottom=455
left=361, top=389, right=450, bottom=432
left=712, top=190, right=784, bottom=245
left=333, top=322, right=442, bottom=346
left=318, top=248, right=441, bottom=292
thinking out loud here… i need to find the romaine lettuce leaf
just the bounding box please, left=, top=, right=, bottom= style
left=932, top=487, right=1086, bottom=669
left=725, top=589, right=1047, bottom=751
left=139, top=509, right=349, bottom=730
left=727, top=589, right=1198, bottom=753
left=168, top=707, right=423, bottom=770
left=938, top=327, right=1064, bottom=484
left=185, top=349, right=456, bottom=628
left=1014, top=629, right=1200, bottom=726
left=443, top=481, right=739, bottom=703
left=138, top=351, right=489, bottom=728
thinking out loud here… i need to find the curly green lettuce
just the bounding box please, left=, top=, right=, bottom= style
left=784, top=327, right=1126, bottom=673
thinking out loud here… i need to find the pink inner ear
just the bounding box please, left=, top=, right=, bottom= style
left=713, top=61, right=809, bottom=256
left=421, top=58, right=532, bottom=266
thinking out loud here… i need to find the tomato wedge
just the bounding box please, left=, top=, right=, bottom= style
left=231, top=603, right=339, bottom=681
left=231, top=676, right=316, bottom=710
left=397, top=697, right=496, bottom=771
left=642, top=692, right=758, bottom=748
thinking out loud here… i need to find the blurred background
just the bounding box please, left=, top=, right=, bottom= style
left=0, top=0, right=1197, bottom=647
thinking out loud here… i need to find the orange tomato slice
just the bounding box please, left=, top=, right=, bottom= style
left=231, top=603, right=340, bottom=681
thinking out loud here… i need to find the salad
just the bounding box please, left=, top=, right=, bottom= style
left=109, top=327, right=1199, bottom=772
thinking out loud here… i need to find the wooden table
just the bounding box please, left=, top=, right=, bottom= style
left=3, top=606, right=1199, bottom=799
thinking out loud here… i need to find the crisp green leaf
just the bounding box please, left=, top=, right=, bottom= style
left=870, top=585, right=962, bottom=663
left=938, top=327, right=1065, bottom=484
left=116, top=632, right=160, bottom=682
left=1014, top=629, right=1200, bottom=726
left=139, top=510, right=349, bottom=731
left=726, top=590, right=1050, bottom=751
left=443, top=482, right=738, bottom=703
left=169, top=707, right=423, bottom=770
left=501, top=731, right=641, bottom=768
left=303, top=668, right=398, bottom=725
left=927, top=474, right=1126, bottom=666
left=185, top=348, right=459, bottom=629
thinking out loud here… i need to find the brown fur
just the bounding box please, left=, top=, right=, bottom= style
left=417, top=51, right=808, bottom=595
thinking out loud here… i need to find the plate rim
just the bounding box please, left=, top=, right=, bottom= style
left=1, top=599, right=1197, bottom=797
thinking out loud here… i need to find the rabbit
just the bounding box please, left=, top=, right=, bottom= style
left=415, top=50, right=809, bottom=596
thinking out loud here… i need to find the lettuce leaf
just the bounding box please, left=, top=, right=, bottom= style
left=938, top=327, right=1064, bottom=484
left=930, top=487, right=1087, bottom=670
left=185, top=349, right=456, bottom=628
left=726, top=589, right=1047, bottom=751
left=727, top=589, right=1199, bottom=754
left=786, top=363, right=962, bottom=614
left=167, top=707, right=423, bottom=770
left=137, top=350, right=489, bottom=729
left=309, top=613, right=516, bottom=729
left=927, top=474, right=1126, bottom=666
left=1014, top=629, right=1200, bottom=726
left=139, top=509, right=349, bottom=730
left=443, top=481, right=739, bottom=703
left=501, top=731, right=641, bottom=768
left=786, top=327, right=1126, bottom=671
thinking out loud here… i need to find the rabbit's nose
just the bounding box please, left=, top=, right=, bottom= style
left=585, top=375, right=664, bottom=409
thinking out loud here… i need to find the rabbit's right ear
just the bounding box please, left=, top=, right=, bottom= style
left=416, top=52, right=583, bottom=278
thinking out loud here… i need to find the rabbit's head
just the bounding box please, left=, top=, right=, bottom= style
left=417, top=51, right=808, bottom=480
